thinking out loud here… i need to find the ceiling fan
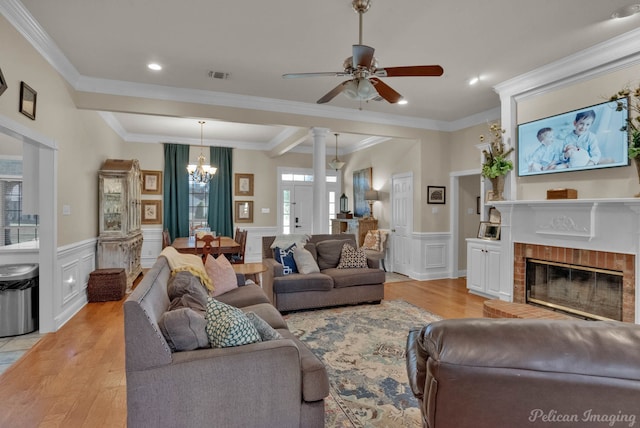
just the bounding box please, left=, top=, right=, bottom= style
left=282, top=0, right=444, bottom=105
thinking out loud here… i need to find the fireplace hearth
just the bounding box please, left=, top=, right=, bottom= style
left=525, top=259, right=623, bottom=320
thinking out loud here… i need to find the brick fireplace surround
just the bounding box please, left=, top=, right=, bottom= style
left=513, top=243, right=635, bottom=322
left=492, top=199, right=640, bottom=324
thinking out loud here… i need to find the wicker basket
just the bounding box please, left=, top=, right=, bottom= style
left=88, top=268, right=126, bottom=302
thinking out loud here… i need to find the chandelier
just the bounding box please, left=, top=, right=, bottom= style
left=187, top=121, right=217, bottom=183
left=328, top=133, right=345, bottom=170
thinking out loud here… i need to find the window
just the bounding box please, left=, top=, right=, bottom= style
left=1, top=180, right=39, bottom=246
left=188, top=178, right=209, bottom=233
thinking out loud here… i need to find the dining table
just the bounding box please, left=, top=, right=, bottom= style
left=171, top=236, right=240, bottom=255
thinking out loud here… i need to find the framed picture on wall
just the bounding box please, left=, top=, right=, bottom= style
left=142, top=200, right=162, bottom=224
left=141, top=170, right=162, bottom=194
left=235, top=173, right=254, bottom=196
left=427, top=186, right=446, bottom=204
left=235, top=200, right=253, bottom=223
left=353, top=167, right=372, bottom=217
left=19, top=81, right=37, bottom=120
left=0, top=67, right=7, bottom=97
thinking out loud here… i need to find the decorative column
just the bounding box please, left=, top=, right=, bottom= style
left=312, top=127, right=329, bottom=234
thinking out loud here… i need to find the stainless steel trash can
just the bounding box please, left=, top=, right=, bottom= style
left=0, top=264, right=39, bottom=337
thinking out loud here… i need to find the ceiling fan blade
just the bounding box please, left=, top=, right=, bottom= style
left=374, top=65, right=444, bottom=77
left=352, top=44, right=375, bottom=68
left=317, top=81, right=350, bottom=104
left=369, top=77, right=403, bottom=103
left=283, top=71, right=348, bottom=78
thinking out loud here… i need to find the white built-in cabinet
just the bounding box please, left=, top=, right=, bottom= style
left=466, top=238, right=501, bottom=298
left=97, top=159, right=143, bottom=291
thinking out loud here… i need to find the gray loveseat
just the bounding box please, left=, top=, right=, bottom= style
left=124, top=255, right=329, bottom=428
left=262, top=234, right=385, bottom=312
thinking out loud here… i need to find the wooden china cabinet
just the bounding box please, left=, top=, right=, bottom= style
left=97, top=159, right=143, bottom=291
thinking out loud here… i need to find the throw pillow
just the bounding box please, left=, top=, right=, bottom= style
left=205, top=254, right=239, bottom=297
left=159, top=307, right=209, bottom=352
left=269, top=234, right=310, bottom=249
left=293, top=246, right=320, bottom=274
left=337, top=243, right=368, bottom=269
left=167, top=294, right=206, bottom=314
left=245, top=312, right=283, bottom=341
left=362, top=230, right=381, bottom=251
left=205, top=298, right=261, bottom=348
left=274, top=243, right=298, bottom=275
left=167, top=271, right=209, bottom=308
left=316, top=239, right=353, bottom=269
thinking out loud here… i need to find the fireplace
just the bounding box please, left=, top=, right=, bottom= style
left=525, top=258, right=623, bottom=320
left=514, top=243, right=635, bottom=323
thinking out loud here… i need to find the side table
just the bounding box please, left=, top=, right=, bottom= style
left=232, top=262, right=267, bottom=285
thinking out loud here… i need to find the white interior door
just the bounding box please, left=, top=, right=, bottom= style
left=292, top=184, right=313, bottom=235
left=391, top=173, right=413, bottom=276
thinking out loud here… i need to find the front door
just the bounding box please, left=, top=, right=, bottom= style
left=282, top=183, right=313, bottom=235
left=391, top=172, right=413, bottom=276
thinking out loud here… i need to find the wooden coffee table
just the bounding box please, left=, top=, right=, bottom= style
left=232, top=262, right=267, bottom=285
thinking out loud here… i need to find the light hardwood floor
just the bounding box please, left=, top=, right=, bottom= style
left=0, top=275, right=485, bottom=427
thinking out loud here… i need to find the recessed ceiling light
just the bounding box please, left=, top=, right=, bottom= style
left=398, top=99, right=408, bottom=105
left=611, top=4, right=640, bottom=18
left=147, top=63, right=162, bottom=71
left=469, top=76, right=480, bottom=86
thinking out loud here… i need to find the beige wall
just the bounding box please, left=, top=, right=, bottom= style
left=450, top=123, right=491, bottom=173
left=516, top=63, right=640, bottom=200
left=0, top=16, right=126, bottom=246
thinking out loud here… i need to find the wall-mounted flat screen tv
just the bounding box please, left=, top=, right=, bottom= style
left=517, top=99, right=629, bottom=176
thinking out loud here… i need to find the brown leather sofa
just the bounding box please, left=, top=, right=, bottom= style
left=406, top=318, right=640, bottom=428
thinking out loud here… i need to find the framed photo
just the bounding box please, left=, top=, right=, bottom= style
left=353, top=167, right=372, bottom=217
left=478, top=221, right=501, bottom=240
left=0, top=67, right=7, bottom=97
left=141, top=170, right=162, bottom=194
left=488, top=207, right=501, bottom=224
left=141, top=200, right=162, bottom=224
left=235, top=200, right=253, bottom=223
left=235, top=173, right=254, bottom=196
left=427, top=186, right=446, bottom=204
left=19, top=81, right=37, bottom=120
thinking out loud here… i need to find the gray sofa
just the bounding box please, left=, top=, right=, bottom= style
left=262, top=234, right=385, bottom=312
left=124, top=255, right=330, bottom=428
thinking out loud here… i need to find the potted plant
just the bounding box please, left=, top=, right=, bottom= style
left=609, top=86, right=640, bottom=195
left=480, top=123, right=514, bottom=201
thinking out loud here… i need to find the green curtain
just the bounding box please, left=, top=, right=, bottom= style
left=207, top=147, right=233, bottom=237
left=163, top=143, right=190, bottom=241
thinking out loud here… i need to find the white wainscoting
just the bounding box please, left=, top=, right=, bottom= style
left=405, top=232, right=453, bottom=281
left=55, top=238, right=96, bottom=331
left=141, top=226, right=163, bottom=268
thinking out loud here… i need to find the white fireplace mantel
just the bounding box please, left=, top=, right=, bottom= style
left=489, top=198, right=640, bottom=323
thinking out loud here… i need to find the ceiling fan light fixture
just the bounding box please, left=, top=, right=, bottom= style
left=343, top=78, right=378, bottom=101
left=398, top=98, right=408, bottom=105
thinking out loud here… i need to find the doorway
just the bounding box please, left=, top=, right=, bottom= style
left=391, top=172, right=413, bottom=276
left=450, top=169, right=481, bottom=278
left=277, top=167, right=341, bottom=235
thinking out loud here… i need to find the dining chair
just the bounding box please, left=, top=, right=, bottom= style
left=196, top=234, right=222, bottom=262
left=230, top=229, right=247, bottom=264
left=162, top=229, right=171, bottom=249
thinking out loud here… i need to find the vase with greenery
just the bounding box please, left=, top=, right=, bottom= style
left=609, top=85, right=640, bottom=196
left=480, top=123, right=514, bottom=201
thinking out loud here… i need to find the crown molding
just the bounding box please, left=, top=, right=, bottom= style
left=495, top=26, right=640, bottom=100
left=0, top=0, right=81, bottom=85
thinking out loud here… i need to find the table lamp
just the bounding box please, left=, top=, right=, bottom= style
left=365, top=190, right=379, bottom=219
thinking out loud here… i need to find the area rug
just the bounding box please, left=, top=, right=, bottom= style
left=283, top=300, right=442, bottom=428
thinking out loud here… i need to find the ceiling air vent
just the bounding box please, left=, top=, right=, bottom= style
left=208, top=70, right=230, bottom=80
